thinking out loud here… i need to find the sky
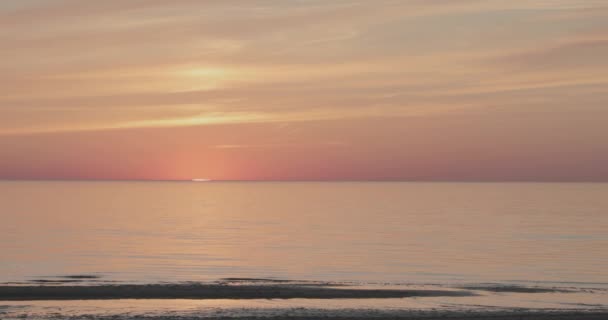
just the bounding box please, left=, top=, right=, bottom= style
left=1, top=0, right=607, bottom=181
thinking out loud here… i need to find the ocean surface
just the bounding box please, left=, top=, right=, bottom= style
left=1, top=181, right=608, bottom=318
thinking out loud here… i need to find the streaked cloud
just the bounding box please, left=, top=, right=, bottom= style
left=0, top=0, right=607, bottom=180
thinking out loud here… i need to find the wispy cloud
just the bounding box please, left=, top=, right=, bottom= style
left=1, top=0, right=607, bottom=141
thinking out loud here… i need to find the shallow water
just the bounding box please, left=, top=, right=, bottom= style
left=1, top=181, right=608, bottom=317
left=1, top=181, right=607, bottom=285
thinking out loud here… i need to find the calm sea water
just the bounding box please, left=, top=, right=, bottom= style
left=1, top=181, right=607, bottom=285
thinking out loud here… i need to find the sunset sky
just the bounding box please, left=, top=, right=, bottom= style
left=1, top=0, right=607, bottom=181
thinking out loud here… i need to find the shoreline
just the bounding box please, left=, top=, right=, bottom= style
left=69, top=312, right=608, bottom=320
left=1, top=281, right=606, bottom=319
left=2, top=306, right=608, bottom=320
left=0, top=283, right=474, bottom=301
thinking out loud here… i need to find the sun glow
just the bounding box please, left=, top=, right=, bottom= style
left=173, top=66, right=236, bottom=91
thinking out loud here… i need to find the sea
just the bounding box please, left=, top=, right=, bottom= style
left=1, top=181, right=607, bottom=318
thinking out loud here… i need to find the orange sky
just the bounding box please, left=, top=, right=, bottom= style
left=1, top=0, right=608, bottom=181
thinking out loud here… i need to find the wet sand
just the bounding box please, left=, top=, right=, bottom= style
left=1, top=280, right=606, bottom=319
left=459, top=285, right=575, bottom=293
left=88, top=313, right=608, bottom=320
left=148, top=313, right=606, bottom=320
left=2, top=306, right=608, bottom=320
left=0, top=283, right=474, bottom=300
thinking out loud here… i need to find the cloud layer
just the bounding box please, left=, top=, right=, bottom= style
left=1, top=0, right=607, bottom=180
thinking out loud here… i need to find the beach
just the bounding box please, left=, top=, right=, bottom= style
left=4, top=307, right=607, bottom=320
left=1, top=279, right=607, bottom=319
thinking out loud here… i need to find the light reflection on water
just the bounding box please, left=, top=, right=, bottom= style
left=1, top=181, right=607, bottom=285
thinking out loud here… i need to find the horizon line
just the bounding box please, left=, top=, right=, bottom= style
left=1, top=179, right=607, bottom=183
